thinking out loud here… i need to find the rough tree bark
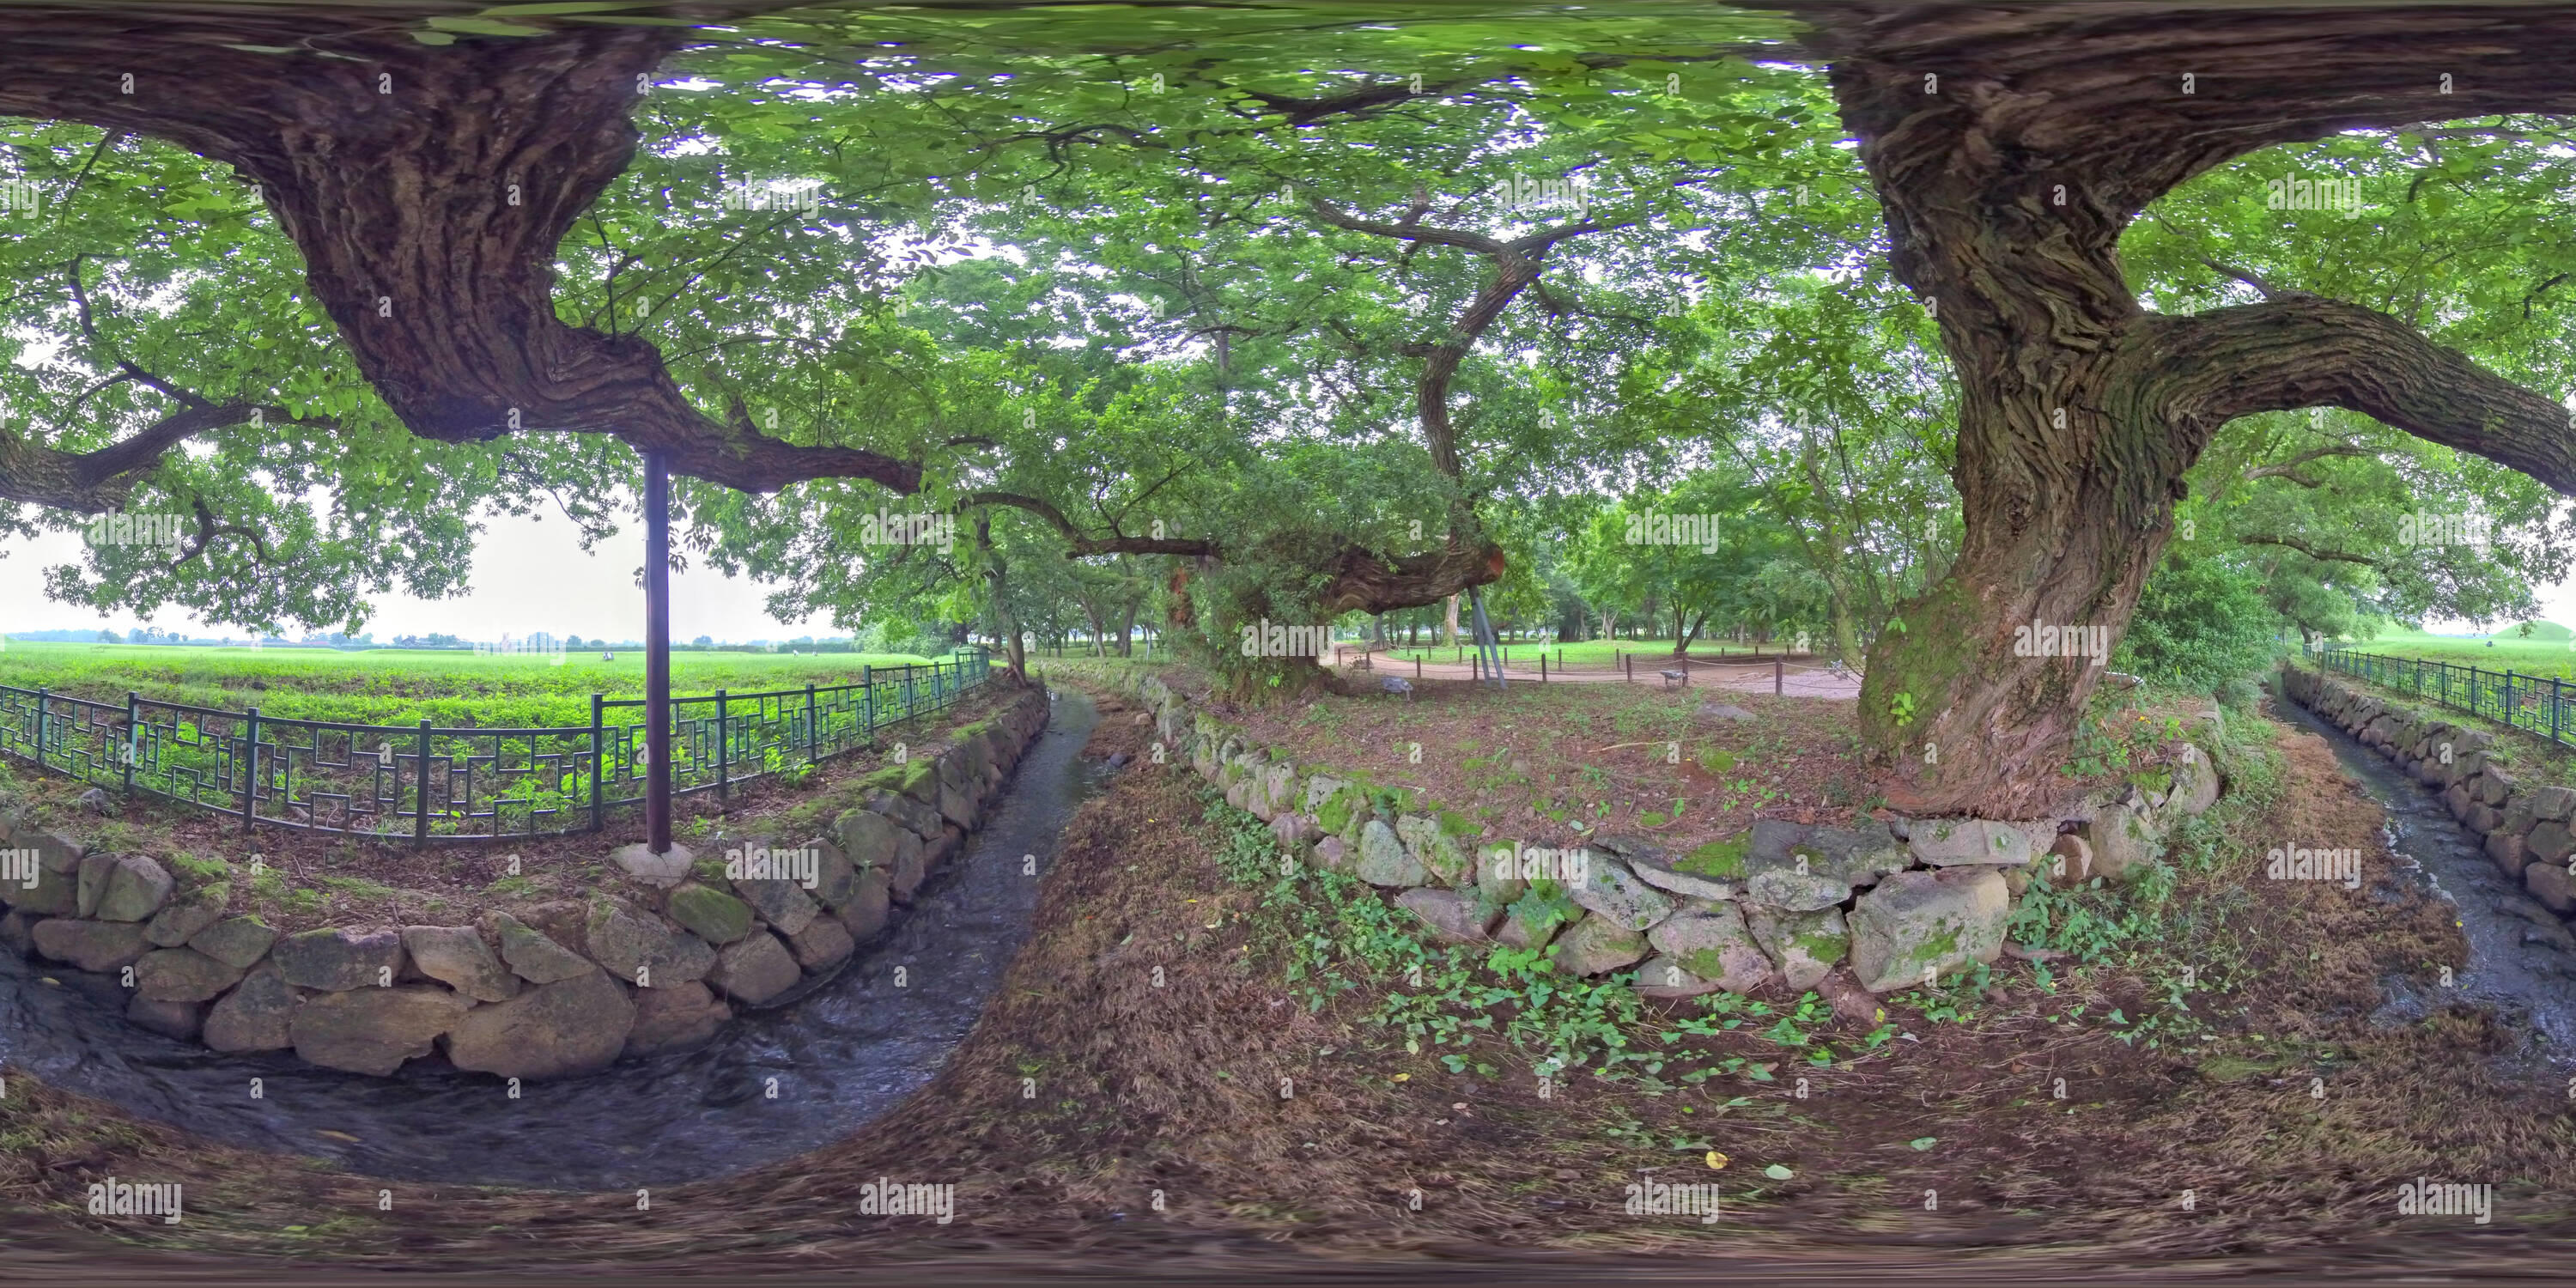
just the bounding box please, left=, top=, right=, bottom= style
left=1800, top=3, right=2576, bottom=817
left=0, top=17, right=914, bottom=496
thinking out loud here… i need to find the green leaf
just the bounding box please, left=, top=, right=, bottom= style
left=1761, top=1163, right=1793, bottom=1180
left=1908, top=1136, right=1937, bottom=1151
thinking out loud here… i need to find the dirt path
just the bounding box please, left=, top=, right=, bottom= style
left=1346, top=654, right=1863, bottom=698
left=2, top=694, right=2570, bottom=1279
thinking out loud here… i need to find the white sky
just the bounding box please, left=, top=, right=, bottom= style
left=0, top=507, right=837, bottom=644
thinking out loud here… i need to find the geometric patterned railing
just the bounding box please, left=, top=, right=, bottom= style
left=2311, top=644, right=2576, bottom=750
left=0, top=649, right=991, bottom=845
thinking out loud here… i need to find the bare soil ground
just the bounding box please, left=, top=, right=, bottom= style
left=1, top=689, right=2571, bottom=1280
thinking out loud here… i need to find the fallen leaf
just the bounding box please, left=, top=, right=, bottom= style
left=1704, top=1150, right=1728, bottom=1170
left=1762, top=1163, right=1793, bottom=1181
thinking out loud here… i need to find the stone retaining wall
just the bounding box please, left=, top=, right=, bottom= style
left=0, top=683, right=1054, bottom=1079
left=1115, top=670, right=2227, bottom=999
left=2281, top=665, right=2576, bottom=926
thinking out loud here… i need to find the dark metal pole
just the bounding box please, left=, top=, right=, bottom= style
left=243, top=705, right=259, bottom=835
left=589, top=692, right=605, bottom=834
left=645, top=451, right=673, bottom=855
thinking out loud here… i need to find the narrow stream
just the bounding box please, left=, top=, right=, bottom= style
left=2279, top=698, right=2576, bottom=1054
left=0, top=688, right=1101, bottom=1192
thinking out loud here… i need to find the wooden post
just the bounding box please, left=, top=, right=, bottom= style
left=645, top=450, right=672, bottom=856
left=1775, top=657, right=1783, bottom=695
left=1625, top=653, right=1633, bottom=683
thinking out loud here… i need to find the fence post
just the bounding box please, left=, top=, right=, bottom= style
left=242, top=705, right=259, bottom=835
left=33, top=687, right=46, bottom=771
left=861, top=665, right=876, bottom=746
left=1775, top=657, right=1784, bottom=696
left=415, top=718, right=432, bottom=848
left=716, top=690, right=731, bottom=804
left=806, top=683, right=819, bottom=767
left=589, top=693, right=605, bottom=835
left=1540, top=653, right=1546, bottom=683
left=123, top=690, right=137, bottom=794
left=1625, top=653, right=1633, bottom=683
left=2558, top=677, right=2566, bottom=746
left=905, top=665, right=917, bottom=726
left=1416, top=656, right=1422, bottom=682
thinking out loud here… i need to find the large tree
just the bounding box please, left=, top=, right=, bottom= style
left=1800, top=3, right=2576, bottom=817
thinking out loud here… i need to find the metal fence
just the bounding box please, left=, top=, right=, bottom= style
left=0, top=649, right=992, bottom=845
left=2308, top=644, right=2576, bottom=750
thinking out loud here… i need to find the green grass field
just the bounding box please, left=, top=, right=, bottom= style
left=0, top=641, right=960, bottom=728
left=2326, top=624, right=2576, bottom=681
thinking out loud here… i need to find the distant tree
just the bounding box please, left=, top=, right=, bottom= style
left=691, top=635, right=714, bottom=648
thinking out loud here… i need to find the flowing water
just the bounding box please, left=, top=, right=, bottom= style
left=2279, top=699, right=2576, bottom=1054
left=0, top=688, right=1101, bottom=1192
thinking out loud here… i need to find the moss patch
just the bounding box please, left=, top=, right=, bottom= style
left=1677, top=835, right=1748, bottom=878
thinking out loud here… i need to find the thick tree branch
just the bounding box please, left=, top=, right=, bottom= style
left=2244, top=441, right=2369, bottom=486
left=2124, top=296, right=2576, bottom=494
left=2239, top=532, right=2384, bottom=568
left=957, top=490, right=1217, bottom=557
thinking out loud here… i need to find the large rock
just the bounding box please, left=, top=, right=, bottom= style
left=1549, top=913, right=1649, bottom=976
left=663, top=883, right=755, bottom=945
left=1497, top=891, right=1576, bottom=951
left=886, top=828, right=930, bottom=902
left=290, top=985, right=472, bottom=1075
left=403, top=924, right=523, bottom=1002
left=2528, top=822, right=2576, bottom=866
left=2080, top=803, right=2162, bottom=880
left=1394, top=888, right=1500, bottom=944
left=271, top=927, right=407, bottom=991
left=132, top=947, right=245, bottom=1002
left=835, top=808, right=908, bottom=872
left=1907, top=818, right=2035, bottom=867
left=1631, top=955, right=1726, bottom=999
left=1742, top=819, right=1909, bottom=912
left=839, top=865, right=891, bottom=941
left=1621, top=834, right=1741, bottom=902
left=1646, top=904, right=1774, bottom=993
left=1849, top=867, right=2010, bottom=993
left=1747, top=906, right=1850, bottom=993
left=581, top=904, right=714, bottom=988
left=1, top=860, right=78, bottom=916
left=2531, top=787, right=2576, bottom=823
left=606, top=841, right=695, bottom=889
left=202, top=963, right=297, bottom=1052
left=1355, top=819, right=1430, bottom=887
left=484, top=911, right=597, bottom=984
left=446, top=968, right=635, bottom=1080
left=188, top=915, right=278, bottom=969
left=622, top=980, right=731, bottom=1058
left=30, top=918, right=148, bottom=972
left=94, top=855, right=174, bottom=922
left=2527, top=861, right=2576, bottom=915
left=76, top=852, right=113, bottom=918
left=864, top=788, right=945, bottom=841
left=806, top=837, right=860, bottom=911
left=144, top=882, right=228, bottom=948
left=2170, top=750, right=2221, bottom=819
left=1567, top=850, right=1677, bottom=931
left=125, top=994, right=202, bottom=1042
left=787, top=915, right=855, bottom=970
left=707, top=931, right=801, bottom=1006
left=729, top=869, right=822, bottom=937
left=1394, top=814, right=1473, bottom=886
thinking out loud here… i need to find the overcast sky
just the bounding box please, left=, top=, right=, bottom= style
left=0, top=507, right=838, bottom=643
